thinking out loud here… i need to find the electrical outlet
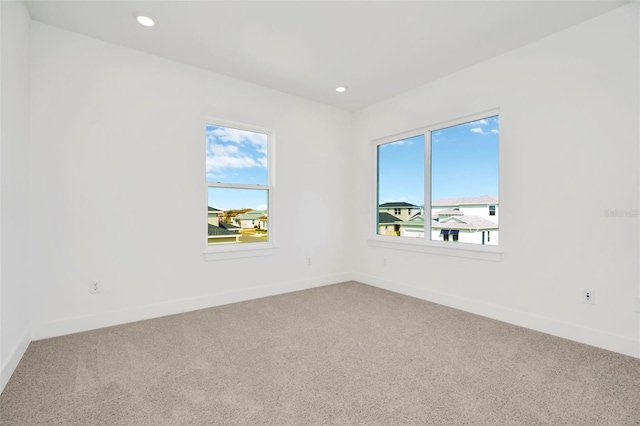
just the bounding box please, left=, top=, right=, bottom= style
left=635, top=297, right=640, bottom=313
left=383, top=258, right=388, bottom=267
left=90, top=281, right=101, bottom=294
left=307, top=257, right=311, bottom=266
left=582, top=290, right=595, bottom=304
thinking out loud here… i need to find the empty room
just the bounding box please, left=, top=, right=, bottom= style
left=1, top=0, right=639, bottom=424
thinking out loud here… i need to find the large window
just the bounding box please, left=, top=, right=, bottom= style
left=206, top=120, right=273, bottom=247
left=375, top=112, right=499, bottom=248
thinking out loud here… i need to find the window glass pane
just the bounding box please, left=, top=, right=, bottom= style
left=431, top=115, right=499, bottom=245
left=377, top=135, right=425, bottom=237
left=206, top=124, right=268, bottom=185
left=207, top=187, right=268, bottom=245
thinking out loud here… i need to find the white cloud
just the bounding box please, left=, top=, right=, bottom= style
left=465, top=119, right=488, bottom=126
left=255, top=204, right=268, bottom=211
left=470, top=126, right=499, bottom=136
left=206, top=132, right=267, bottom=173
left=206, top=155, right=262, bottom=172
left=206, top=153, right=266, bottom=174
left=207, top=143, right=239, bottom=157
left=209, top=126, right=267, bottom=153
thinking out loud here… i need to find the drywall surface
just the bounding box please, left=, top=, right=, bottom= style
left=29, top=22, right=352, bottom=338
left=1, top=1, right=32, bottom=391
left=351, top=4, right=640, bottom=356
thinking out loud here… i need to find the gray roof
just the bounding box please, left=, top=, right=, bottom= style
left=432, top=195, right=498, bottom=207
left=378, top=212, right=400, bottom=224
left=408, top=214, right=424, bottom=222
left=235, top=210, right=266, bottom=220
left=208, top=206, right=222, bottom=212
left=431, top=215, right=498, bottom=230
left=208, top=224, right=238, bottom=236
left=379, top=201, right=419, bottom=208
left=219, top=222, right=241, bottom=231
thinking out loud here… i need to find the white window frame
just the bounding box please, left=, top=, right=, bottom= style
left=369, top=109, right=502, bottom=262
left=203, top=118, right=277, bottom=261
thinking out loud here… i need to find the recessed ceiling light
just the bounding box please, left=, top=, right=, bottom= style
left=335, top=86, right=347, bottom=93
left=135, top=14, right=155, bottom=27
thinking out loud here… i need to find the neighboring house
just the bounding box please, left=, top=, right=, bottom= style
left=432, top=195, right=498, bottom=222
left=257, top=214, right=268, bottom=231
left=233, top=210, right=267, bottom=229
left=221, top=208, right=251, bottom=225
left=430, top=195, right=499, bottom=245
left=208, top=206, right=224, bottom=226
left=431, top=211, right=498, bottom=245
left=399, top=214, right=425, bottom=238
left=208, top=223, right=240, bottom=244
left=379, top=202, right=422, bottom=222
left=379, top=211, right=425, bottom=238
left=378, top=198, right=498, bottom=244
left=378, top=212, right=401, bottom=236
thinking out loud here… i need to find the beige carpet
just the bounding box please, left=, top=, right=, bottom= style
left=1, top=281, right=639, bottom=425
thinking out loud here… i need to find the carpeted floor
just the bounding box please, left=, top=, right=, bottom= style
left=1, top=281, right=639, bottom=425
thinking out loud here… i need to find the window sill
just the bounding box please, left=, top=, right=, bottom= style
left=368, top=237, right=503, bottom=262
left=203, top=244, right=278, bottom=261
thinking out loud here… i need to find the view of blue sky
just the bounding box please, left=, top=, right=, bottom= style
left=378, top=115, right=499, bottom=206
left=207, top=116, right=498, bottom=211
left=206, top=124, right=269, bottom=211
left=207, top=187, right=268, bottom=212
left=378, top=135, right=425, bottom=206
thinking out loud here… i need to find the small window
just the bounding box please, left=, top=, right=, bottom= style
left=206, top=121, right=273, bottom=246
left=489, top=205, right=496, bottom=216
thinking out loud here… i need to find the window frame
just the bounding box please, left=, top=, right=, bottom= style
left=203, top=118, right=277, bottom=261
left=370, top=109, right=502, bottom=262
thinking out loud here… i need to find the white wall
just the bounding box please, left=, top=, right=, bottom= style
left=0, top=1, right=32, bottom=391
left=29, top=22, right=352, bottom=339
left=351, top=4, right=640, bottom=357
left=1, top=4, right=638, bottom=395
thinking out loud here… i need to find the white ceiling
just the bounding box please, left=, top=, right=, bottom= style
left=25, top=0, right=630, bottom=111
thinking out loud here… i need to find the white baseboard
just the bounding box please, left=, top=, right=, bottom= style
left=31, top=272, right=352, bottom=341
left=353, top=273, right=640, bottom=359
left=19, top=270, right=638, bottom=389
left=1, top=329, right=31, bottom=394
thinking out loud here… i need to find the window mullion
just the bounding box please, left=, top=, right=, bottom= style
left=424, top=129, right=432, bottom=243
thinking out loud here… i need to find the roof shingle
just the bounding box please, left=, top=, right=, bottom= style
left=378, top=212, right=400, bottom=224
left=379, top=201, right=419, bottom=208
left=432, top=215, right=498, bottom=230
left=208, top=224, right=238, bottom=236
